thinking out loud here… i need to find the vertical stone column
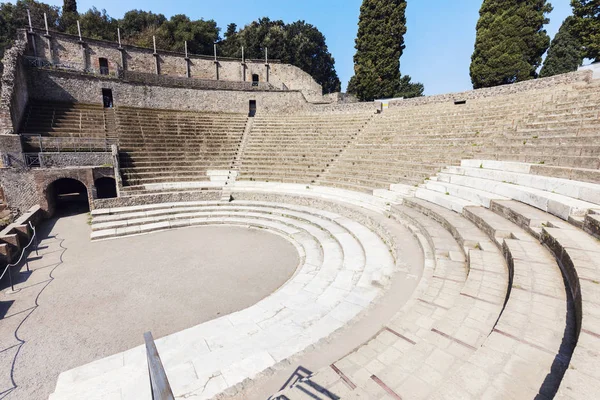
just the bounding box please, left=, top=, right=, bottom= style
left=153, top=36, right=160, bottom=75
left=79, top=41, right=87, bottom=71
left=111, top=144, right=123, bottom=197
left=44, top=34, right=53, bottom=63
left=184, top=41, right=191, bottom=78
left=154, top=53, right=160, bottom=75
left=119, top=47, right=127, bottom=72
left=28, top=32, right=37, bottom=58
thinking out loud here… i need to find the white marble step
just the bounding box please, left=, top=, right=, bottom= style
left=229, top=182, right=392, bottom=212
left=423, top=180, right=509, bottom=208
left=415, top=188, right=477, bottom=213
left=372, top=189, right=406, bottom=203
left=447, top=164, right=600, bottom=205
left=438, top=173, right=600, bottom=220
left=389, top=183, right=418, bottom=196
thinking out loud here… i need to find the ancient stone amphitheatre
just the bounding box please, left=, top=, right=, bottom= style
left=0, top=12, right=599, bottom=400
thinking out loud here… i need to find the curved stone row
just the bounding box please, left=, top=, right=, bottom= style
left=50, top=200, right=400, bottom=400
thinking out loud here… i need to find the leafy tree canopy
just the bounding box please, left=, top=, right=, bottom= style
left=540, top=16, right=583, bottom=77
left=0, top=0, right=60, bottom=74
left=220, top=18, right=341, bottom=94
left=470, top=0, right=553, bottom=88
left=570, top=0, right=600, bottom=62
left=348, top=0, right=423, bottom=101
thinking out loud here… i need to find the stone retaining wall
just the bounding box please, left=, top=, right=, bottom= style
left=28, top=68, right=309, bottom=114
left=0, top=169, right=38, bottom=215
left=389, top=70, right=594, bottom=108
left=93, top=190, right=220, bottom=209
left=305, top=101, right=380, bottom=114
left=39, top=152, right=112, bottom=168
left=0, top=38, right=29, bottom=134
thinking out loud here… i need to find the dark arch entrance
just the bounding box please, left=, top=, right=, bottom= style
left=46, top=178, right=89, bottom=216
left=95, top=177, right=117, bottom=199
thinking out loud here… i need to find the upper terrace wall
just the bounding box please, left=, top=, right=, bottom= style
left=28, top=69, right=308, bottom=114
left=389, top=70, right=593, bottom=108
left=25, top=29, right=324, bottom=102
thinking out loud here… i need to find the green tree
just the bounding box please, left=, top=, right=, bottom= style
left=397, top=75, right=424, bottom=98
left=0, top=0, right=60, bottom=74
left=470, top=0, right=553, bottom=88
left=60, top=0, right=78, bottom=33
left=77, top=7, right=117, bottom=41
left=222, top=18, right=341, bottom=93
left=63, top=0, right=76, bottom=14
left=540, top=16, right=583, bottom=77
left=219, top=23, right=239, bottom=57
left=120, top=10, right=166, bottom=40
left=348, top=0, right=408, bottom=101
left=158, top=15, right=220, bottom=55
left=570, top=0, right=600, bottom=62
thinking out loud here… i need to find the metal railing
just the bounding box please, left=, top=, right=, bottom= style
left=0, top=222, right=38, bottom=292
left=24, top=153, right=40, bottom=168
left=21, top=135, right=117, bottom=153
left=144, top=332, right=175, bottom=400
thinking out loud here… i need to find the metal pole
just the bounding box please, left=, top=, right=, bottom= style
left=8, top=265, right=14, bottom=292
left=117, top=28, right=122, bottom=47
left=213, top=43, right=217, bottom=61
left=44, top=13, right=49, bottom=35
left=185, top=41, right=188, bottom=58
left=265, top=47, right=268, bottom=64
left=241, top=46, right=244, bottom=63
left=77, top=20, right=82, bottom=41
left=153, top=36, right=157, bottom=53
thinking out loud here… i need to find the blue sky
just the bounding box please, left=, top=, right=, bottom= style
left=36, top=0, right=574, bottom=95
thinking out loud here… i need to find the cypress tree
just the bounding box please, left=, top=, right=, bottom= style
left=60, top=0, right=79, bottom=33
left=540, top=16, right=583, bottom=77
left=348, top=0, right=408, bottom=101
left=470, top=0, right=553, bottom=88
left=63, top=0, right=77, bottom=14
left=570, top=0, right=600, bottom=62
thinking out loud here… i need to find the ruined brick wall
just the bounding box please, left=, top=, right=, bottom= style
left=389, top=70, right=594, bottom=108
left=0, top=169, right=37, bottom=214
left=28, top=69, right=309, bottom=114
left=0, top=39, right=29, bottom=134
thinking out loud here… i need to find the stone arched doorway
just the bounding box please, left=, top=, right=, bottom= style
left=95, top=177, right=117, bottom=199
left=46, top=178, right=90, bottom=216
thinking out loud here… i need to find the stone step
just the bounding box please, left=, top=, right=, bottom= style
left=483, top=199, right=600, bottom=399
left=451, top=163, right=600, bottom=205
left=53, top=201, right=397, bottom=400
left=437, top=172, right=599, bottom=220
left=415, top=188, right=477, bottom=213
left=422, top=180, right=509, bottom=208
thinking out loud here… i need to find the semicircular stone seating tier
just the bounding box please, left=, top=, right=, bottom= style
left=49, top=200, right=402, bottom=400
left=49, top=158, right=600, bottom=399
